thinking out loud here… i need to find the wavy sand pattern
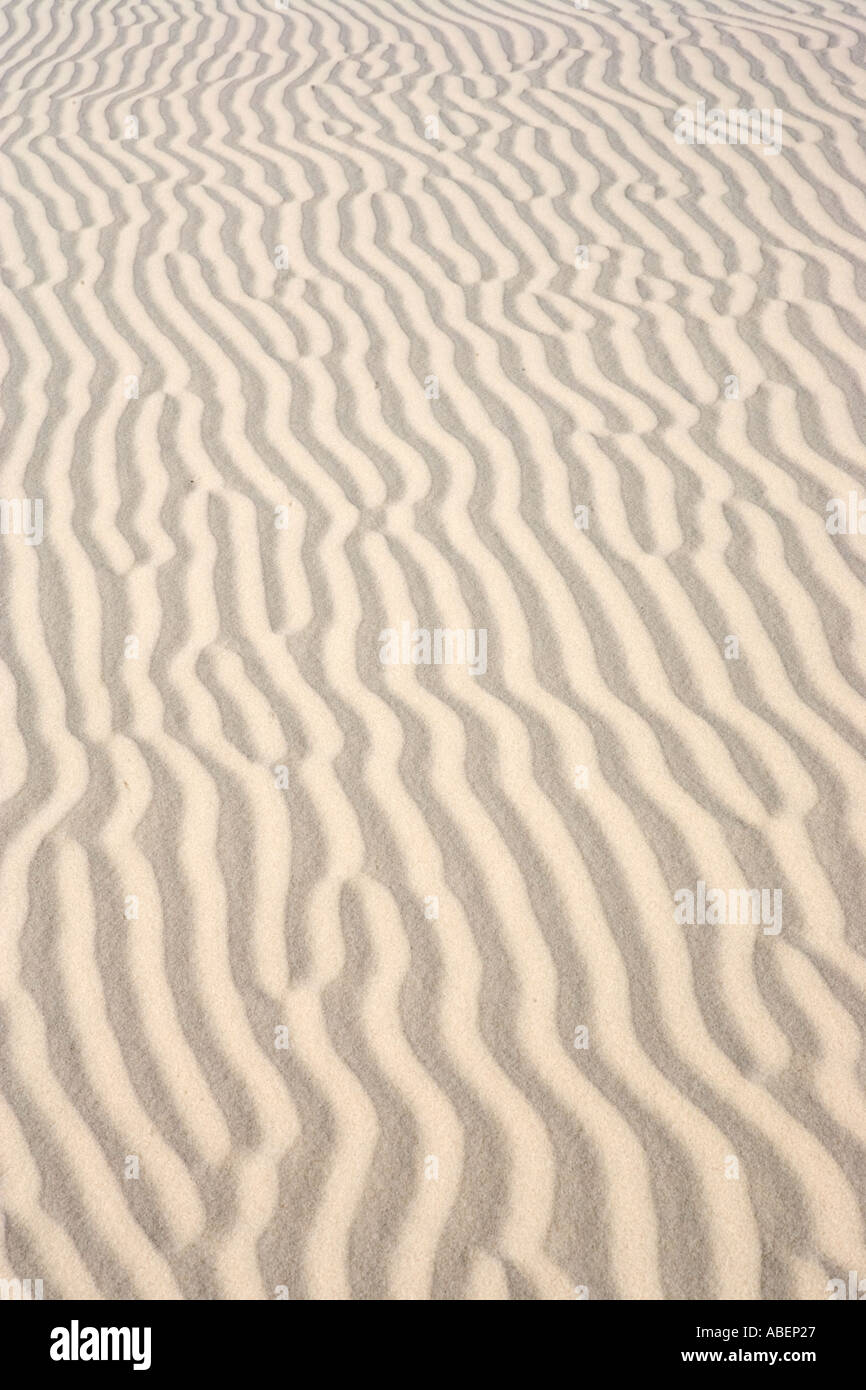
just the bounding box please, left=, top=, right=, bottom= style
left=1, top=0, right=866, bottom=1301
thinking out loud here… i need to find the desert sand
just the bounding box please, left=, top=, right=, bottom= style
left=1, top=0, right=866, bottom=1300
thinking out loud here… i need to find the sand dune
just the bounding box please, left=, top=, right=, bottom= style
left=1, top=0, right=866, bottom=1300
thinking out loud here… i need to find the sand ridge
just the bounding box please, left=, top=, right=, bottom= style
left=1, top=0, right=866, bottom=1300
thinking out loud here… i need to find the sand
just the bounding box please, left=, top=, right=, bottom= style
left=1, top=0, right=866, bottom=1301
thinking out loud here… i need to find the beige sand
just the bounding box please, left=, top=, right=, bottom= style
left=1, top=0, right=866, bottom=1300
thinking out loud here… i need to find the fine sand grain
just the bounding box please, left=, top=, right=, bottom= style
left=2, top=0, right=866, bottom=1300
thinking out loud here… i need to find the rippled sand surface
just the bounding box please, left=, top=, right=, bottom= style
left=2, top=0, right=866, bottom=1300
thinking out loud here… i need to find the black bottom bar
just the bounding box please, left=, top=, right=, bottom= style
left=4, top=1298, right=860, bottom=1375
